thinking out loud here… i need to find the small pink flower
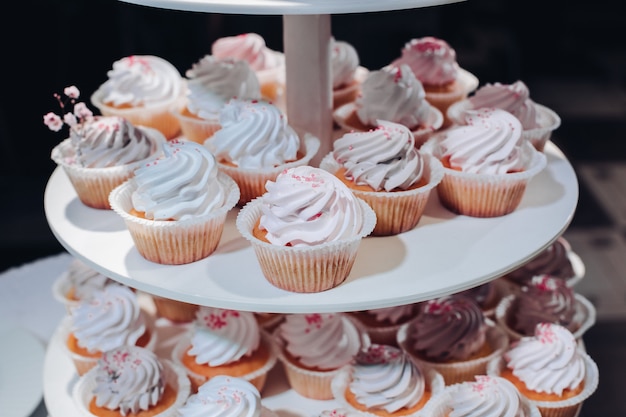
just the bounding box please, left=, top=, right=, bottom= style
left=74, top=102, right=93, bottom=120
left=43, top=112, right=63, bottom=132
left=64, top=85, right=80, bottom=99
left=63, top=112, right=78, bottom=127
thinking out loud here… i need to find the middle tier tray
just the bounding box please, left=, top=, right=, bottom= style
left=44, top=141, right=578, bottom=313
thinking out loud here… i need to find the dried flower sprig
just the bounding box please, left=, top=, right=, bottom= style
left=43, top=85, right=94, bottom=132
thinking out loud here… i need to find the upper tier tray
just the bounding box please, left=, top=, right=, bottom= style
left=44, top=141, right=578, bottom=313
left=118, top=0, right=463, bottom=15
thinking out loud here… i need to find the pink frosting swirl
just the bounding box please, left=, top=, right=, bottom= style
left=211, top=33, right=284, bottom=72
left=468, top=81, right=540, bottom=129
left=505, top=237, right=576, bottom=285
left=392, top=36, right=459, bottom=86
left=407, top=295, right=487, bottom=362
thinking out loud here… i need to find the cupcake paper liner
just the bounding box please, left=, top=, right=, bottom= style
left=494, top=293, right=597, bottom=342
left=210, top=133, right=320, bottom=207
left=108, top=172, right=239, bottom=265
left=320, top=152, right=444, bottom=236
left=151, top=295, right=200, bottom=324
left=236, top=197, right=377, bottom=293
left=425, top=67, right=479, bottom=128
left=172, top=107, right=222, bottom=144
left=487, top=353, right=599, bottom=417
left=72, top=358, right=191, bottom=417
left=397, top=319, right=510, bottom=385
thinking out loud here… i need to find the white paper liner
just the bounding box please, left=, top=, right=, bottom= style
left=90, top=89, right=185, bottom=140
left=236, top=197, right=377, bottom=293
left=50, top=128, right=165, bottom=210
left=319, top=152, right=444, bottom=236
left=487, top=353, right=599, bottom=417
left=108, top=172, right=239, bottom=265
left=208, top=133, right=321, bottom=206
left=330, top=365, right=445, bottom=417
left=172, top=106, right=222, bottom=144
left=419, top=376, right=542, bottom=417
left=151, top=295, right=200, bottom=323
left=494, top=293, right=597, bottom=342
left=171, top=329, right=278, bottom=393
left=397, top=319, right=509, bottom=385
left=421, top=139, right=547, bottom=217
left=72, top=357, right=191, bottom=417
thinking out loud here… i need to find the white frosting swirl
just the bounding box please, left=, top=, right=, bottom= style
left=131, top=140, right=228, bottom=221
left=185, top=56, right=261, bottom=120
left=331, top=38, right=359, bottom=89
left=447, top=375, right=531, bottom=417
left=96, top=55, right=183, bottom=107
left=65, top=258, right=112, bottom=300
left=392, top=36, right=459, bottom=86
left=259, top=166, right=365, bottom=247
left=278, top=313, right=362, bottom=370
left=93, top=346, right=164, bottom=416
left=356, top=64, right=433, bottom=130
left=178, top=375, right=263, bottom=417
left=349, top=344, right=425, bottom=413
left=332, top=120, right=425, bottom=191
left=70, top=283, right=146, bottom=354
left=504, top=323, right=586, bottom=396
left=438, top=108, right=527, bottom=174
left=205, top=99, right=299, bottom=169
left=188, top=307, right=260, bottom=367
left=211, top=33, right=284, bottom=72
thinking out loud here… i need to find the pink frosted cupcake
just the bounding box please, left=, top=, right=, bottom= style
left=348, top=303, right=420, bottom=347
left=171, top=306, right=278, bottom=394
left=72, top=345, right=190, bottom=417
left=45, top=86, right=165, bottom=209
left=90, top=55, right=185, bottom=140
left=109, top=140, right=239, bottom=265
left=236, top=166, right=376, bottom=293
left=334, top=64, right=443, bottom=147
left=174, top=55, right=262, bottom=144
left=212, top=33, right=286, bottom=110
left=488, top=323, right=599, bottom=417
left=397, top=294, right=508, bottom=385
left=52, top=257, right=114, bottom=314
left=320, top=120, right=443, bottom=236
left=204, top=98, right=320, bottom=206
left=421, top=107, right=547, bottom=217
left=274, top=313, right=365, bottom=400
left=392, top=36, right=479, bottom=127
left=331, top=37, right=368, bottom=110
left=447, top=80, right=561, bottom=151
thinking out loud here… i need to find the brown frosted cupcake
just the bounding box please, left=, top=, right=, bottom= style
left=236, top=166, right=376, bottom=293
left=348, top=303, right=420, bottom=347
left=320, top=120, right=443, bottom=236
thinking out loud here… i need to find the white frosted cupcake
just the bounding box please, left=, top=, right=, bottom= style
left=236, top=166, right=376, bottom=293
left=52, top=257, right=114, bottom=314
left=109, top=140, right=239, bottom=265
left=422, top=107, right=547, bottom=217
left=320, top=120, right=443, bottom=236
left=331, top=37, right=368, bottom=109
left=204, top=98, right=320, bottom=206
left=72, top=345, right=190, bottom=417
left=90, top=55, right=186, bottom=140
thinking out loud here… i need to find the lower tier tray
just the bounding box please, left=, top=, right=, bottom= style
left=44, top=141, right=578, bottom=313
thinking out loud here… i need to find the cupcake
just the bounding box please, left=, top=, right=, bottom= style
left=494, top=274, right=596, bottom=342
left=447, top=80, right=561, bottom=151
left=488, top=323, right=599, bottom=417
left=178, top=375, right=278, bottom=417
left=333, top=64, right=443, bottom=147
left=422, top=375, right=542, bottom=417
left=51, top=257, right=114, bottom=314
left=332, top=343, right=444, bottom=416
left=421, top=107, right=547, bottom=217
left=348, top=303, right=420, bottom=347
left=236, top=165, right=377, bottom=293
left=150, top=295, right=199, bottom=324
left=331, top=37, right=368, bottom=110
left=108, top=139, right=240, bottom=265
left=455, top=280, right=508, bottom=319
left=90, top=55, right=185, bottom=140
left=391, top=36, right=479, bottom=127
left=211, top=33, right=286, bottom=110
left=63, top=283, right=157, bottom=376
left=320, top=120, right=444, bottom=236
left=397, top=294, right=508, bottom=385
left=204, top=98, right=320, bottom=206
left=171, top=306, right=278, bottom=393
left=72, top=345, right=190, bottom=417
left=45, top=86, right=165, bottom=209
left=254, top=312, right=285, bottom=333
left=274, top=312, right=365, bottom=400
left=174, top=55, right=262, bottom=144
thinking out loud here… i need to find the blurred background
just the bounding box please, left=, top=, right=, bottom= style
left=1, top=1, right=625, bottom=414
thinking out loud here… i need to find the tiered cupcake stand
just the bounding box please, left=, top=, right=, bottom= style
left=41, top=1, right=579, bottom=415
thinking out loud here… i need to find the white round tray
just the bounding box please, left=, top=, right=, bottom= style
left=44, top=141, right=578, bottom=313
